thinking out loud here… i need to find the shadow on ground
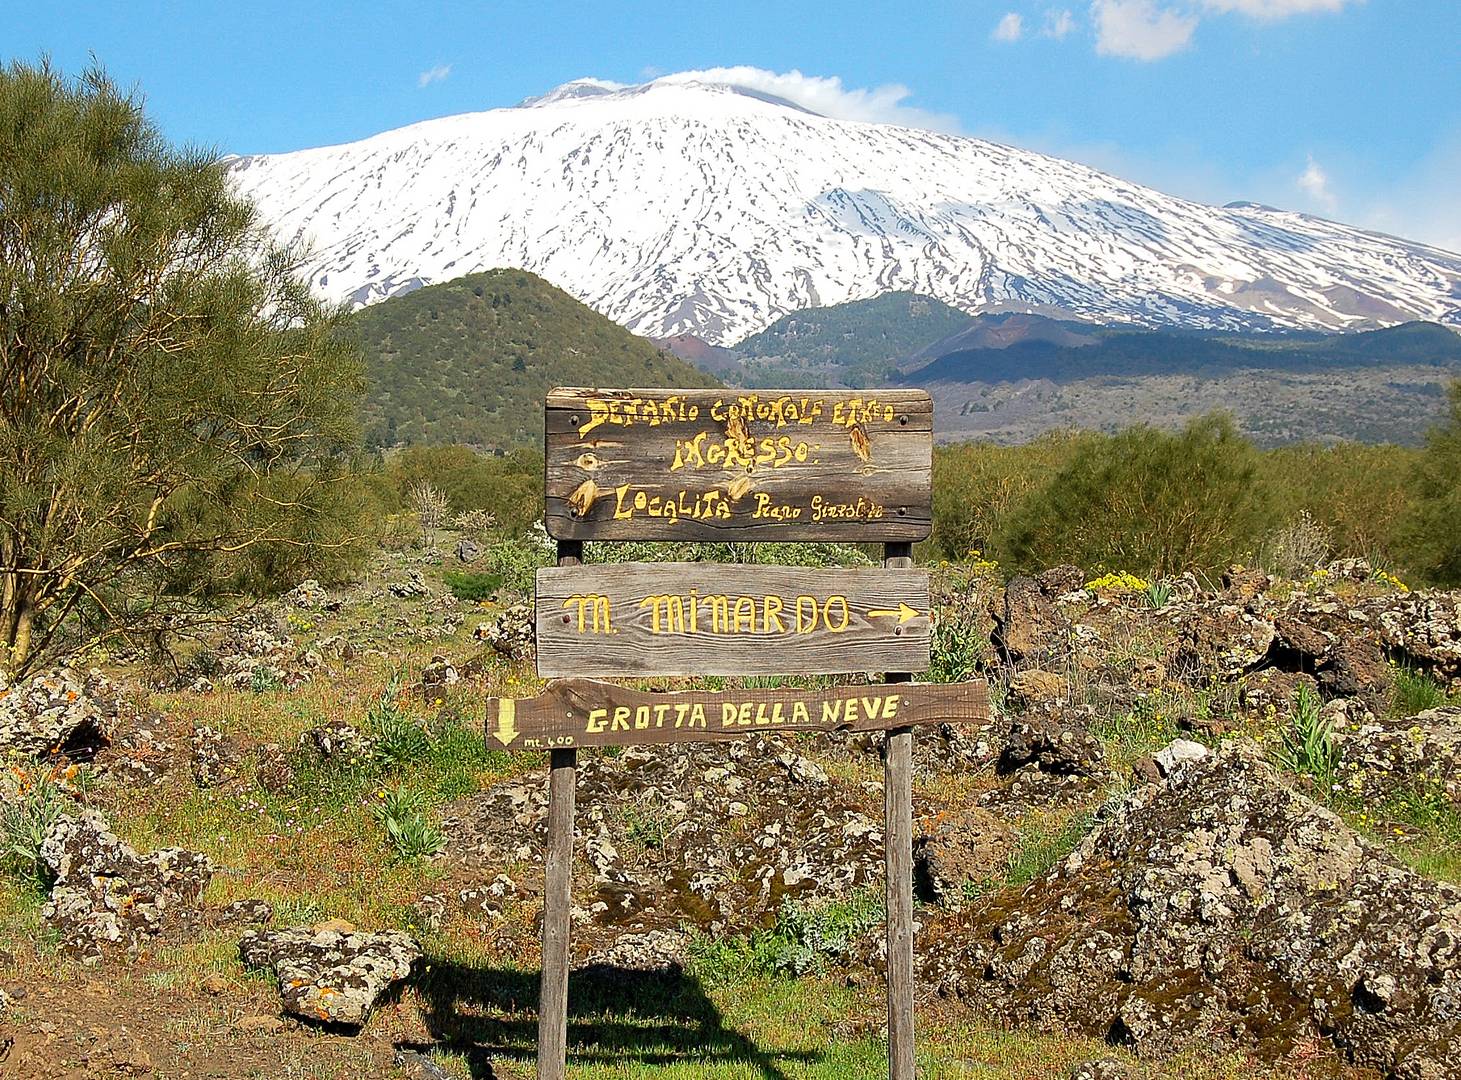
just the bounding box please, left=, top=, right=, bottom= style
left=413, top=961, right=817, bottom=1079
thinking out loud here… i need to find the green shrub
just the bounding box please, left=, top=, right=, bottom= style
left=366, top=686, right=430, bottom=767
left=371, top=783, right=445, bottom=860
left=442, top=569, right=502, bottom=602
left=1407, top=381, right=1461, bottom=585
left=687, top=888, right=886, bottom=985
left=1000, top=413, right=1276, bottom=579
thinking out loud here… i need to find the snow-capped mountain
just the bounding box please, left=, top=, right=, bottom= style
left=229, top=75, right=1461, bottom=346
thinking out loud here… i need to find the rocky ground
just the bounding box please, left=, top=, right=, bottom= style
left=2, top=537, right=1460, bottom=1079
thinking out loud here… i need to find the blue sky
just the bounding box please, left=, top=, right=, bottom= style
left=5, top=1, right=1459, bottom=250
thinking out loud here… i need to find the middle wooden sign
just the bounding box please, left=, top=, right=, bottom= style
left=535, top=562, right=931, bottom=678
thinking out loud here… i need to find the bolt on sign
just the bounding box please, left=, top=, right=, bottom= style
left=544, top=387, right=933, bottom=541
left=535, top=562, right=931, bottom=677
left=489, top=387, right=987, bottom=1080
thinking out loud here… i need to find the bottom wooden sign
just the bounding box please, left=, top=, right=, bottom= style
left=485, top=678, right=990, bottom=750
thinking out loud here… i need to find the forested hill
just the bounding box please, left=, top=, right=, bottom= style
left=349, top=269, right=720, bottom=449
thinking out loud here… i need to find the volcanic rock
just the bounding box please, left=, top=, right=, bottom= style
left=40, top=810, right=214, bottom=958
left=927, top=742, right=1461, bottom=1078
left=238, top=926, right=420, bottom=1026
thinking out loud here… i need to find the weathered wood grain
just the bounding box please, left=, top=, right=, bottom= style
left=535, top=562, right=931, bottom=677
left=544, top=387, right=933, bottom=541
left=485, top=677, right=991, bottom=750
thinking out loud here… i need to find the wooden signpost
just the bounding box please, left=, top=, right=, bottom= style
left=535, top=563, right=931, bottom=677
left=544, top=387, right=933, bottom=542
left=487, top=386, right=989, bottom=1080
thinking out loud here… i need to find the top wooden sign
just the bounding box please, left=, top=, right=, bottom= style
left=544, top=387, right=933, bottom=542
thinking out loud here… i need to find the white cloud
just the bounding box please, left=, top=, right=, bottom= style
left=417, top=64, right=452, bottom=89
left=649, top=67, right=962, bottom=133
left=993, top=12, right=1025, bottom=41
left=1092, top=0, right=1198, bottom=60
left=1201, top=0, right=1351, bottom=18
left=1044, top=8, right=1077, bottom=37
left=1296, top=154, right=1338, bottom=211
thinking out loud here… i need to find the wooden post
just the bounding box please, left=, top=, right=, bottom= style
left=883, top=540, right=915, bottom=1080
left=538, top=539, right=582, bottom=1080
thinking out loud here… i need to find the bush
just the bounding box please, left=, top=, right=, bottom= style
left=442, top=569, right=503, bottom=602
left=383, top=445, right=544, bottom=535
left=999, top=413, right=1275, bottom=579
left=1406, top=381, right=1461, bottom=585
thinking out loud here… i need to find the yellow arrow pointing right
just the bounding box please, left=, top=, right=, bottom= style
left=493, top=699, right=520, bottom=746
left=866, top=602, right=922, bottom=625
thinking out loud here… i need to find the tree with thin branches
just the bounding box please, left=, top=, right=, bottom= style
left=0, top=60, right=364, bottom=677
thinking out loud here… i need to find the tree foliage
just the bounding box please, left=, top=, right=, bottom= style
left=0, top=61, right=364, bottom=676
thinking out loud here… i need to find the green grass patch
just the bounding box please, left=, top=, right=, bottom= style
left=1392, top=665, right=1452, bottom=717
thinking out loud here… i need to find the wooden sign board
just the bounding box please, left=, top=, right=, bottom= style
left=544, top=387, right=933, bottom=542
left=535, top=562, right=930, bottom=678
left=486, top=678, right=990, bottom=751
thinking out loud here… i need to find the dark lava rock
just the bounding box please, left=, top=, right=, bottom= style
left=915, top=806, right=1015, bottom=906
left=999, top=710, right=1104, bottom=778
left=925, top=741, right=1461, bottom=1079
left=40, top=810, right=214, bottom=959
left=443, top=735, right=883, bottom=937
left=993, top=576, right=1070, bottom=667
left=239, top=926, right=420, bottom=1026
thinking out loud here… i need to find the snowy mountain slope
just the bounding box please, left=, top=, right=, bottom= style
left=229, top=75, right=1461, bottom=346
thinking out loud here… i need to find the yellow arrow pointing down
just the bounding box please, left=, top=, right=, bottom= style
left=493, top=699, right=520, bottom=746
left=866, top=602, right=922, bottom=625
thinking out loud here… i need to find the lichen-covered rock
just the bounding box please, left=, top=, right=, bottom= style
left=1370, top=592, right=1461, bottom=684
left=0, top=668, right=118, bottom=759
left=238, top=926, right=420, bottom=1026
left=190, top=725, right=238, bottom=788
left=1335, top=705, right=1461, bottom=809
left=284, top=579, right=328, bottom=609
left=39, top=810, right=214, bottom=958
left=926, top=742, right=1461, bottom=1078
left=213, top=899, right=275, bottom=927
left=586, top=928, right=690, bottom=972
left=443, top=735, right=885, bottom=938
left=420, top=655, right=459, bottom=688
left=388, top=570, right=429, bottom=599
left=300, top=720, right=370, bottom=762
left=473, top=601, right=535, bottom=661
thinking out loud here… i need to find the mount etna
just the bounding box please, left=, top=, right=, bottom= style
left=230, top=73, right=1461, bottom=349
